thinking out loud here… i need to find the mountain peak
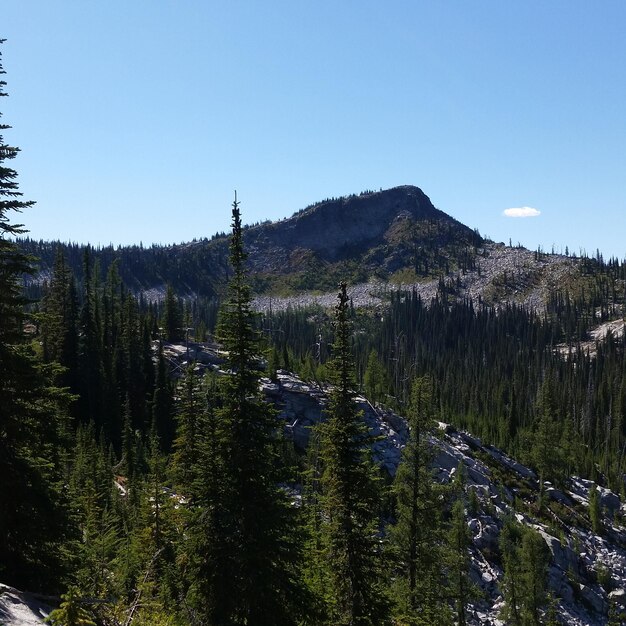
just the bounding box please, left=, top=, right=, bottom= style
left=238, top=185, right=482, bottom=290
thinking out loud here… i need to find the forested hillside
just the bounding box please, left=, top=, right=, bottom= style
left=19, top=184, right=484, bottom=299
left=3, top=40, right=626, bottom=625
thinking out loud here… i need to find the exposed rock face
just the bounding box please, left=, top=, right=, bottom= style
left=244, top=185, right=466, bottom=264
left=262, top=371, right=626, bottom=626
left=0, top=584, right=52, bottom=626
left=237, top=185, right=484, bottom=288
left=263, top=371, right=405, bottom=474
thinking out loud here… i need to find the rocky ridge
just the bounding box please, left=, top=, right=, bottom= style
left=263, top=371, right=626, bottom=626
left=252, top=242, right=578, bottom=313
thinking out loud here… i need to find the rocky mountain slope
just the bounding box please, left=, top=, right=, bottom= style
left=270, top=371, right=626, bottom=626
left=241, top=185, right=481, bottom=288
left=21, top=185, right=483, bottom=297
left=162, top=343, right=626, bottom=626
left=252, top=242, right=580, bottom=313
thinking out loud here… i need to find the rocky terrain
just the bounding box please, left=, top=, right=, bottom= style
left=0, top=585, right=52, bottom=626
left=263, top=371, right=626, bottom=626
left=154, top=339, right=626, bottom=626
left=252, top=242, right=578, bottom=313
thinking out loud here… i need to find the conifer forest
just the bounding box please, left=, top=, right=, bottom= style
left=2, top=40, right=626, bottom=626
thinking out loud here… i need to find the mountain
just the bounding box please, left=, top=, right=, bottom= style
left=20, top=185, right=483, bottom=298
left=9, top=185, right=626, bottom=625
left=241, top=185, right=482, bottom=291
left=22, top=184, right=624, bottom=320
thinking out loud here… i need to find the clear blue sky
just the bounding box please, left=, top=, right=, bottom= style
left=3, top=1, right=626, bottom=258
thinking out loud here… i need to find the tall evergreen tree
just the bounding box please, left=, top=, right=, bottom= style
left=77, top=247, right=103, bottom=426
left=531, top=375, right=563, bottom=505
left=41, top=247, right=80, bottom=396
left=447, top=499, right=472, bottom=626
left=0, top=40, right=74, bottom=590
left=500, top=518, right=549, bottom=626
left=390, top=376, right=447, bottom=625
left=314, top=282, right=390, bottom=626
left=185, top=194, right=305, bottom=625
left=152, top=341, right=174, bottom=451
left=363, top=349, right=388, bottom=405
left=499, top=516, right=524, bottom=626
left=162, top=284, right=183, bottom=342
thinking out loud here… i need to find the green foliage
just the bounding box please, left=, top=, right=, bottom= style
left=310, top=282, right=391, bottom=626
left=363, top=349, right=388, bottom=404
left=499, top=518, right=550, bottom=626
left=171, top=366, right=204, bottom=489
left=446, top=500, right=472, bottom=626
left=267, top=342, right=280, bottom=381
left=390, top=376, right=448, bottom=624
left=182, top=195, right=307, bottom=625
left=589, top=486, right=602, bottom=535
left=608, top=597, right=626, bottom=626
left=152, top=342, right=174, bottom=451
left=41, top=248, right=80, bottom=394
left=544, top=593, right=561, bottom=626
left=45, top=588, right=96, bottom=626
left=162, top=284, right=183, bottom=342
left=531, top=375, right=565, bottom=505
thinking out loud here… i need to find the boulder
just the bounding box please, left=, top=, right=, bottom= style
left=579, top=584, right=606, bottom=615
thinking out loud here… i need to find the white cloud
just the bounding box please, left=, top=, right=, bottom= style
left=503, top=206, right=541, bottom=218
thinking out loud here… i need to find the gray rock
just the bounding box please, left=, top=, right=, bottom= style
left=579, top=584, right=606, bottom=615
left=537, top=529, right=581, bottom=577
left=0, top=584, right=52, bottom=625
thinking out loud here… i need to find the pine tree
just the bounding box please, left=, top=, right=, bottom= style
left=519, top=528, right=549, bottom=626
left=363, top=349, right=388, bottom=405
left=390, top=376, right=447, bottom=624
left=171, top=366, right=203, bottom=489
left=185, top=194, right=306, bottom=625
left=314, top=282, right=390, bottom=626
left=268, top=343, right=280, bottom=382
left=531, top=375, right=563, bottom=506
left=151, top=341, right=174, bottom=451
left=45, top=587, right=96, bottom=626
left=500, top=519, right=549, bottom=626
left=41, top=247, right=80, bottom=395
left=499, top=516, right=524, bottom=626
left=162, top=284, right=182, bottom=342
left=447, top=499, right=473, bottom=626
left=73, top=480, right=121, bottom=598
left=589, top=486, right=602, bottom=535
left=544, top=593, right=561, bottom=626
left=122, top=433, right=179, bottom=624
left=0, top=39, right=75, bottom=591
left=77, top=247, right=103, bottom=426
